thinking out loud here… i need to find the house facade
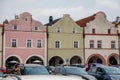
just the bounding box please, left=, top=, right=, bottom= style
left=76, top=11, right=119, bottom=66
left=3, top=12, right=47, bottom=68
left=0, top=24, right=3, bottom=67
left=46, top=14, right=84, bottom=66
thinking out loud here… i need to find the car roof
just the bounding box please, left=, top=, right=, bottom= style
left=21, top=64, right=43, bottom=67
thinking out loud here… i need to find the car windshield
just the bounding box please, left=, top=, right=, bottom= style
left=104, top=67, right=120, bottom=75
left=25, top=66, right=49, bottom=75
left=65, top=67, right=88, bottom=75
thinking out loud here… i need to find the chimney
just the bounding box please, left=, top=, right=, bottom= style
left=49, top=16, right=53, bottom=24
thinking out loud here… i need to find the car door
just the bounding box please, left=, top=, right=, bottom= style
left=95, top=67, right=104, bottom=80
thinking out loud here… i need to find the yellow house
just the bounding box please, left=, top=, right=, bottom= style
left=0, top=24, right=3, bottom=67
left=47, top=14, right=84, bottom=66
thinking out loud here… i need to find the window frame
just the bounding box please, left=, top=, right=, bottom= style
left=90, top=40, right=94, bottom=48
left=73, top=41, right=79, bottom=48
left=56, top=27, right=61, bottom=33
left=97, top=40, right=102, bottom=48
left=26, top=39, right=32, bottom=47
left=13, top=25, right=18, bottom=30
left=37, top=40, right=42, bottom=48
left=54, top=40, right=61, bottom=48
left=11, top=39, right=17, bottom=47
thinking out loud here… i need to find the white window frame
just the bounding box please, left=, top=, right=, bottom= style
left=54, top=40, right=61, bottom=48
left=37, top=40, right=42, bottom=48
left=56, top=27, right=61, bottom=32
left=11, top=39, right=17, bottom=47
left=111, top=41, right=116, bottom=49
left=73, top=41, right=79, bottom=48
left=13, top=25, right=18, bottom=30
left=26, top=39, right=32, bottom=47
left=72, top=28, right=76, bottom=33
left=34, top=26, right=39, bottom=31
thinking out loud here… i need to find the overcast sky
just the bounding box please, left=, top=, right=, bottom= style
left=0, top=0, right=120, bottom=24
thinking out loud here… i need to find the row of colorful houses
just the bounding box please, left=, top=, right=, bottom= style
left=0, top=11, right=120, bottom=68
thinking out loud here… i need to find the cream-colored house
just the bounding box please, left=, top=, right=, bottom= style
left=46, top=14, right=84, bottom=66
left=0, top=24, right=3, bottom=67
left=76, top=11, right=119, bottom=66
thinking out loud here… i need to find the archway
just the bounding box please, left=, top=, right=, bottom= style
left=88, top=56, right=103, bottom=64
left=26, top=56, right=44, bottom=65
left=109, top=56, right=118, bottom=65
left=6, top=56, right=20, bottom=69
left=70, top=56, right=82, bottom=64
left=49, top=56, right=64, bottom=66
left=107, top=53, right=119, bottom=65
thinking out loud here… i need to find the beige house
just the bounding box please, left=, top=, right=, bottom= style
left=0, top=24, right=3, bottom=67
left=46, top=14, right=84, bottom=66
left=76, top=11, right=119, bottom=66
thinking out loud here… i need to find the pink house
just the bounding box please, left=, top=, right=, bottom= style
left=3, top=12, right=47, bottom=68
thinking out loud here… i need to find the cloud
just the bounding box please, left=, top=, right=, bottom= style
left=28, top=6, right=92, bottom=24
left=95, top=0, right=120, bottom=10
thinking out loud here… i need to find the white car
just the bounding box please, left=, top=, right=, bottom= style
left=1, top=75, right=85, bottom=80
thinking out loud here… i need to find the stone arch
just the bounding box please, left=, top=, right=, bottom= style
left=86, top=54, right=106, bottom=66
left=107, top=53, right=119, bottom=65
left=49, top=56, right=64, bottom=66
left=26, top=55, right=44, bottom=65
left=70, top=55, right=83, bottom=64
left=5, top=56, right=21, bottom=69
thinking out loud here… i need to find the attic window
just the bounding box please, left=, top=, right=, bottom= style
left=13, top=25, right=18, bottom=30
left=56, top=27, right=61, bottom=32
left=92, top=28, right=95, bottom=34
left=34, top=26, right=39, bottom=31
left=25, top=18, right=27, bottom=21
left=72, top=28, right=76, bottom=33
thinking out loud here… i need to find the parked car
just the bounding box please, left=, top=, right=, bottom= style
left=86, top=63, right=104, bottom=71
left=88, top=66, right=120, bottom=80
left=1, top=74, right=84, bottom=80
left=54, top=66, right=97, bottom=80
left=0, top=67, right=6, bottom=74
left=111, top=64, right=120, bottom=69
left=20, top=64, right=49, bottom=75
left=46, top=66, right=55, bottom=74
left=70, top=64, right=85, bottom=69
left=0, top=71, right=3, bottom=79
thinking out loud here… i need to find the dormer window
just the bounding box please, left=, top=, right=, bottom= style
left=34, top=26, right=39, bottom=31
left=92, top=28, right=95, bottom=34
left=108, top=29, right=111, bottom=34
left=72, top=28, right=76, bottom=33
left=56, top=27, right=61, bottom=32
left=13, top=25, right=17, bottom=30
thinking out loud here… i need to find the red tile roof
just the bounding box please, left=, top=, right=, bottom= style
left=76, top=11, right=106, bottom=27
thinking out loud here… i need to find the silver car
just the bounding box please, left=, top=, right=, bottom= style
left=1, top=74, right=85, bottom=80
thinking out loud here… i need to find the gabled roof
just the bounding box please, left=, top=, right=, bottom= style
left=45, top=18, right=61, bottom=26
left=76, top=11, right=106, bottom=27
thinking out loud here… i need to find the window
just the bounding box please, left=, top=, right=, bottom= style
left=90, top=40, right=94, bottom=48
left=25, top=18, right=27, bottom=21
left=55, top=41, right=60, bottom=48
left=13, top=25, right=17, bottom=30
left=108, top=29, right=111, bottom=34
left=92, top=28, right=95, bottom=34
left=56, top=27, right=61, bottom=32
left=27, top=40, right=32, bottom=47
left=111, top=41, right=115, bottom=49
left=72, top=28, right=76, bottom=33
left=74, top=41, right=78, bottom=48
left=37, top=40, right=42, bottom=48
left=97, top=40, right=102, bottom=48
left=34, top=26, right=39, bottom=31
left=12, top=39, right=17, bottom=47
